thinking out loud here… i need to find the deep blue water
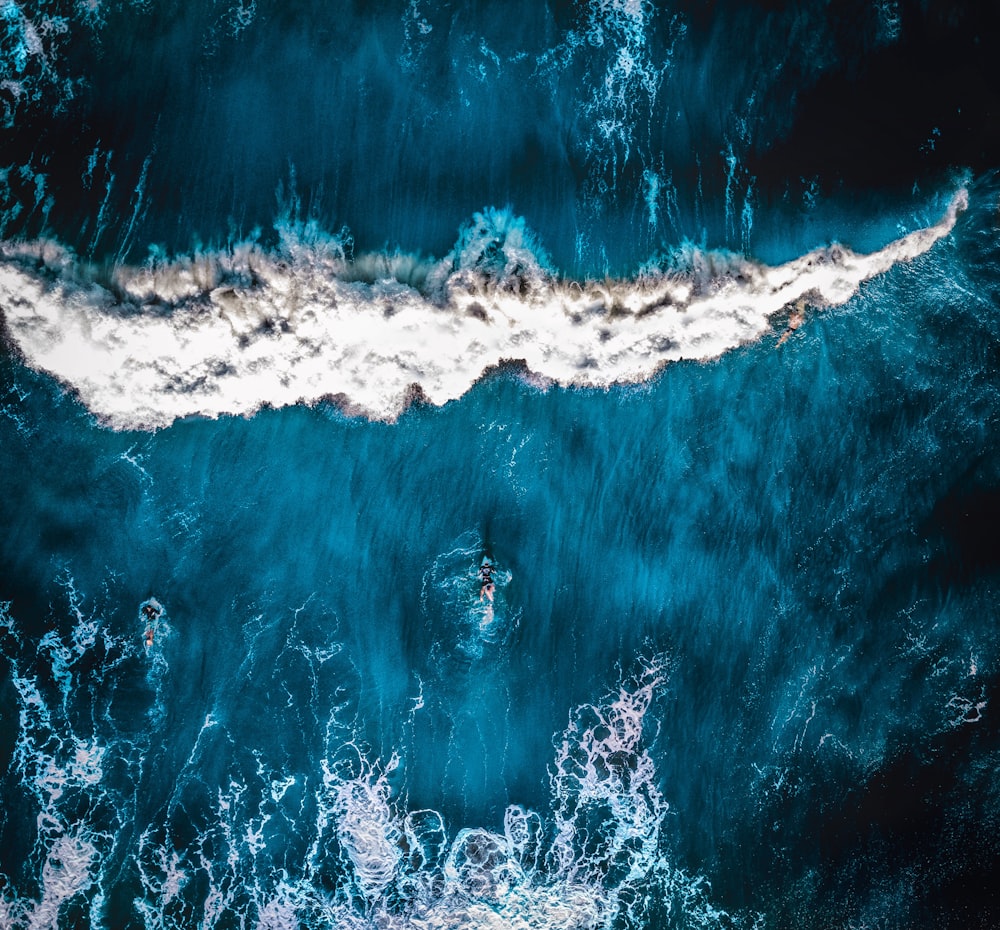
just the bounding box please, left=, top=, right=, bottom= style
left=2, top=2, right=1000, bottom=928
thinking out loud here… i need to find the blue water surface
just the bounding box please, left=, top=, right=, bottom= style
left=2, top=180, right=1000, bottom=927
left=3, top=0, right=1000, bottom=926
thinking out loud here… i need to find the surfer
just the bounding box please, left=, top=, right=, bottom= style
left=478, top=559, right=495, bottom=603
left=141, top=600, right=161, bottom=650
left=777, top=301, right=806, bottom=346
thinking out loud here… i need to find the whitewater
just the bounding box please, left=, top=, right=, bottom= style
left=0, top=191, right=967, bottom=429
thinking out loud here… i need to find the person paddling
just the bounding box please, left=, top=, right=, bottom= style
left=777, top=301, right=806, bottom=346
left=478, top=559, right=495, bottom=602
left=142, top=600, right=161, bottom=649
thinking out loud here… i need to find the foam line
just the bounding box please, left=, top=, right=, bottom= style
left=0, top=192, right=966, bottom=430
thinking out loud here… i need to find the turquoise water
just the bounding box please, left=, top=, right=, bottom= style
left=3, top=179, right=1000, bottom=927
left=3, top=1, right=1000, bottom=927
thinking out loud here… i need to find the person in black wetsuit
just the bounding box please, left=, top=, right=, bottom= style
left=478, top=559, right=495, bottom=603
left=142, top=601, right=161, bottom=647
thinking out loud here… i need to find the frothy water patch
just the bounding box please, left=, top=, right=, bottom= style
left=299, top=656, right=754, bottom=930
left=0, top=192, right=966, bottom=430
left=0, top=586, right=756, bottom=929
left=0, top=593, right=130, bottom=930
left=324, top=749, right=404, bottom=899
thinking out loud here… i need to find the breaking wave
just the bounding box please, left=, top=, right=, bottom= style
left=0, top=190, right=967, bottom=430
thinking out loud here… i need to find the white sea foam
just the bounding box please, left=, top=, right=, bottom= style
left=325, top=751, right=404, bottom=898
left=0, top=192, right=966, bottom=429
left=0, top=598, right=120, bottom=930
left=1, top=589, right=752, bottom=929
left=290, top=656, right=753, bottom=930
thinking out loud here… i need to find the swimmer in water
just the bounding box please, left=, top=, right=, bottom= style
left=478, top=558, right=495, bottom=601
left=777, top=301, right=806, bottom=347
left=142, top=600, right=161, bottom=649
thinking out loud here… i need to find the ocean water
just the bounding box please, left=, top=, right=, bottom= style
left=2, top=2, right=1000, bottom=928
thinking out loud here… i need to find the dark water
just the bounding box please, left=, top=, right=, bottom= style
left=2, top=2, right=1000, bottom=928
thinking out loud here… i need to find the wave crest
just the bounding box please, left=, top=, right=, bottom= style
left=0, top=191, right=967, bottom=429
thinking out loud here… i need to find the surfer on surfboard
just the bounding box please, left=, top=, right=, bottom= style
left=478, top=558, right=496, bottom=603
left=141, top=599, right=162, bottom=649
